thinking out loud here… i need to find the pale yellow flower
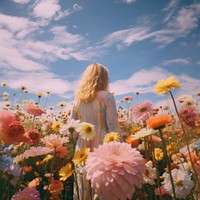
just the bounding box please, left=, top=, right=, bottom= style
left=72, top=148, right=90, bottom=166
left=154, top=76, right=181, bottom=95
left=79, top=122, right=96, bottom=140
left=43, top=154, right=53, bottom=163
left=103, top=132, right=120, bottom=143
left=154, top=148, right=164, bottom=161
left=52, top=121, right=62, bottom=132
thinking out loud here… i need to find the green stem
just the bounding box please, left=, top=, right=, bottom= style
left=158, top=128, right=176, bottom=199
left=169, top=91, right=200, bottom=192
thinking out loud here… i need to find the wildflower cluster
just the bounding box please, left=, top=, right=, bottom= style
left=0, top=76, right=200, bottom=200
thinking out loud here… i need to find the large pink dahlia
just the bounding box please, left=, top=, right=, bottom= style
left=85, top=142, right=146, bottom=200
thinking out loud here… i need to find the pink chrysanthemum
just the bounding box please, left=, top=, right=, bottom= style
left=179, top=105, right=198, bottom=128
left=0, top=111, right=25, bottom=145
left=130, top=100, right=153, bottom=121
left=85, top=142, right=146, bottom=200
left=23, top=101, right=46, bottom=116
left=11, top=187, right=40, bottom=200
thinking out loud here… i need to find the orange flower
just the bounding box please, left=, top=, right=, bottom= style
left=146, top=114, right=172, bottom=129
left=126, top=135, right=139, bottom=148
left=28, top=177, right=41, bottom=188
left=23, top=166, right=33, bottom=173
left=49, top=179, right=64, bottom=195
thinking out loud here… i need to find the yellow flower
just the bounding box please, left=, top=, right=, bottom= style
left=154, top=148, right=164, bottom=161
left=59, top=163, right=74, bottom=181
left=103, top=132, right=120, bottom=143
left=43, top=154, right=53, bottom=163
left=72, top=148, right=90, bottom=166
left=166, top=142, right=176, bottom=156
left=52, top=121, right=62, bottom=132
left=154, top=76, right=181, bottom=95
left=79, top=122, right=96, bottom=140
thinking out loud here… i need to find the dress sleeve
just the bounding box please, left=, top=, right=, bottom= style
left=105, top=93, right=120, bottom=133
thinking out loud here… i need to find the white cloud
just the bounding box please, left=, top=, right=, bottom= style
left=122, top=0, right=137, bottom=4
left=50, top=26, right=83, bottom=45
left=1, top=70, right=75, bottom=96
left=32, top=0, right=61, bottom=20
left=0, top=14, right=39, bottom=34
left=11, top=0, right=31, bottom=4
left=110, top=67, right=200, bottom=99
left=163, top=58, right=190, bottom=65
left=110, top=67, right=171, bottom=95
left=102, top=27, right=151, bottom=48
left=102, top=2, right=200, bottom=49
left=162, top=0, right=180, bottom=23
left=72, top=4, right=82, bottom=11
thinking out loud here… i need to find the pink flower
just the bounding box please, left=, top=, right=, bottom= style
left=130, top=100, right=153, bottom=121
left=56, top=146, right=68, bottom=158
left=0, top=111, right=25, bottom=145
left=24, top=129, right=40, bottom=144
left=23, top=101, right=46, bottom=116
left=11, top=187, right=40, bottom=200
left=85, top=142, right=146, bottom=200
left=179, top=105, right=198, bottom=128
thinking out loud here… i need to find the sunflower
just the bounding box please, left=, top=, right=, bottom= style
left=154, top=76, right=181, bottom=95
left=59, top=163, right=74, bottom=181
left=72, top=148, right=90, bottom=166
left=103, top=132, right=120, bottom=143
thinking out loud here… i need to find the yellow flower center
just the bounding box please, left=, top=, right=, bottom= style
left=85, top=126, right=92, bottom=133
left=176, top=179, right=183, bottom=187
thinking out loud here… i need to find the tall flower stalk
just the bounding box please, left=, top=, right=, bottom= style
left=169, top=91, right=200, bottom=193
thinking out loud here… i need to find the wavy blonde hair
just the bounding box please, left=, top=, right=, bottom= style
left=75, top=63, right=109, bottom=102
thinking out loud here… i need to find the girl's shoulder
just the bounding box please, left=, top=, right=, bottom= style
left=97, top=90, right=112, bottom=97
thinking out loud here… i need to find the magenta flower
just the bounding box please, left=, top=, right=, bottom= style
left=11, top=187, right=40, bottom=200
left=85, top=142, right=146, bottom=200
left=130, top=100, right=153, bottom=121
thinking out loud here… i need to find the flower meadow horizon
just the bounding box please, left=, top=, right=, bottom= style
left=0, top=77, right=200, bottom=199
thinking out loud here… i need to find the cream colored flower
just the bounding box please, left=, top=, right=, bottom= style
left=78, top=122, right=96, bottom=140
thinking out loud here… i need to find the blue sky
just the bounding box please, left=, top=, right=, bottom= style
left=0, top=0, right=200, bottom=110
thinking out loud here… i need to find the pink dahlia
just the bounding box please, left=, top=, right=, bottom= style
left=23, top=101, right=46, bottom=116
left=130, top=100, right=153, bottom=121
left=0, top=111, right=25, bottom=145
left=179, top=105, right=198, bottom=128
left=11, top=187, right=40, bottom=200
left=85, top=142, right=146, bottom=200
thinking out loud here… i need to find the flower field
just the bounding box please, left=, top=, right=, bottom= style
left=0, top=76, right=200, bottom=200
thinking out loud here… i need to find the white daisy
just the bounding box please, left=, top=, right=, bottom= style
left=162, top=168, right=194, bottom=199
left=143, top=160, right=157, bottom=185
left=60, top=119, right=81, bottom=137
left=134, top=128, right=156, bottom=139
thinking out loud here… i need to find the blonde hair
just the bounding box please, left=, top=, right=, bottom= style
left=75, top=63, right=109, bottom=102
